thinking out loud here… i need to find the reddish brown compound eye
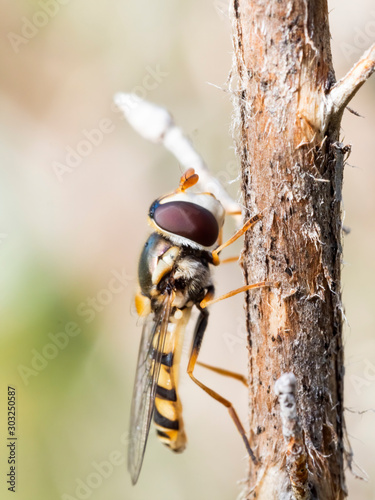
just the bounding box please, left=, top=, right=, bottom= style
left=152, top=201, right=219, bottom=247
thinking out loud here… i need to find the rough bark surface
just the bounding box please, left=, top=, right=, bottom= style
left=230, top=1, right=347, bottom=498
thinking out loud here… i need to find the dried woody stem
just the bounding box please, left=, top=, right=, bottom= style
left=230, top=1, right=375, bottom=499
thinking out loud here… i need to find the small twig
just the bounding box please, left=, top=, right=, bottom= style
left=324, top=43, right=375, bottom=130
left=114, top=92, right=241, bottom=215
left=275, top=373, right=310, bottom=500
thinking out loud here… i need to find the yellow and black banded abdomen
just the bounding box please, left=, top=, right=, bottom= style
left=153, top=350, right=187, bottom=452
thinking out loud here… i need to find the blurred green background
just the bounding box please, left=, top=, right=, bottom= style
left=0, top=0, right=374, bottom=499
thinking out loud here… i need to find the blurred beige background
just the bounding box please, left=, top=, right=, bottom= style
left=0, top=0, right=374, bottom=499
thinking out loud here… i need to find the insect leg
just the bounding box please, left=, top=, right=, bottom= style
left=219, top=256, right=240, bottom=265
left=200, top=280, right=279, bottom=309
left=212, top=213, right=263, bottom=265
left=187, top=308, right=257, bottom=463
left=196, top=361, right=247, bottom=386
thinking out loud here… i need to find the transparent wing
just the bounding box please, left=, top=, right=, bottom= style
left=127, top=292, right=173, bottom=485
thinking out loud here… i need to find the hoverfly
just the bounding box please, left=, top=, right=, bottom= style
left=128, top=168, right=274, bottom=484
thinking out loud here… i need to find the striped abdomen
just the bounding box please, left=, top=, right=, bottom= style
left=153, top=308, right=191, bottom=452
